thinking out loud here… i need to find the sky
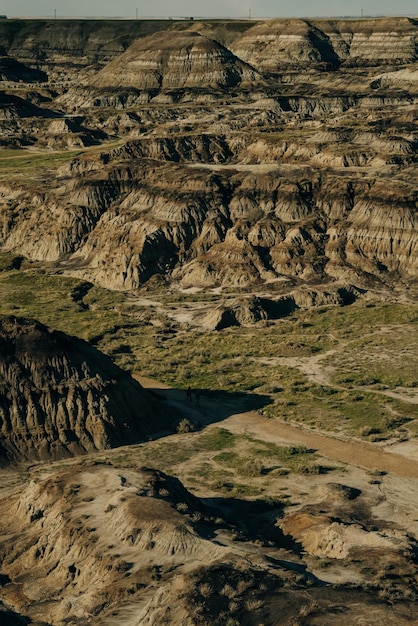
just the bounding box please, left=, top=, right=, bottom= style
left=1, top=0, right=417, bottom=19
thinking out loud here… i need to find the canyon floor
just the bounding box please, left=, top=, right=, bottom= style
left=1, top=307, right=418, bottom=625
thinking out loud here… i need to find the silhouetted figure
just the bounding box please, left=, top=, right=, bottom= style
left=186, top=386, right=192, bottom=402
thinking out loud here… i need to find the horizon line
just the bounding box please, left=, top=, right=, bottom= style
left=2, top=13, right=418, bottom=20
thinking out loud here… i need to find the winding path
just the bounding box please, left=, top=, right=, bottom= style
left=135, top=374, right=418, bottom=479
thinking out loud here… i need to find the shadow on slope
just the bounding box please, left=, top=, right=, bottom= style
left=0, top=315, right=178, bottom=465
left=0, top=604, right=30, bottom=626
left=139, top=383, right=272, bottom=432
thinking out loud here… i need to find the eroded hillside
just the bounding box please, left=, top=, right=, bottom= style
left=0, top=315, right=174, bottom=463
left=0, top=16, right=416, bottom=304
left=0, top=444, right=417, bottom=625
left=0, top=17, right=418, bottom=626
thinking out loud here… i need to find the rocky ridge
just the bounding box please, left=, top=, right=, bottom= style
left=0, top=462, right=416, bottom=626
left=0, top=17, right=417, bottom=304
left=1, top=153, right=415, bottom=294
left=0, top=17, right=417, bottom=626
left=0, top=465, right=223, bottom=625
left=91, top=30, right=261, bottom=90
left=0, top=316, right=172, bottom=463
left=230, top=17, right=418, bottom=71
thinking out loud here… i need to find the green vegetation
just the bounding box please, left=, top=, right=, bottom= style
left=213, top=438, right=323, bottom=476
left=1, top=261, right=415, bottom=522
left=137, top=425, right=325, bottom=496
left=0, top=252, right=24, bottom=272
left=0, top=149, right=81, bottom=179
left=0, top=264, right=416, bottom=443
left=0, top=267, right=141, bottom=347
left=197, top=428, right=236, bottom=451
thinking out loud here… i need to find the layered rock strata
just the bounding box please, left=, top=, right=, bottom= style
left=0, top=17, right=416, bottom=298
left=0, top=465, right=224, bottom=624
left=0, top=316, right=169, bottom=463
left=1, top=151, right=415, bottom=292
left=230, top=17, right=418, bottom=72
left=92, top=30, right=260, bottom=90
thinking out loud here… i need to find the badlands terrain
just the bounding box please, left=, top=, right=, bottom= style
left=0, top=15, right=417, bottom=625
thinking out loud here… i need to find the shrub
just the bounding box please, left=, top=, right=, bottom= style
left=240, top=458, right=264, bottom=477
left=176, top=418, right=195, bottom=434
left=359, top=425, right=381, bottom=437
left=296, top=463, right=321, bottom=475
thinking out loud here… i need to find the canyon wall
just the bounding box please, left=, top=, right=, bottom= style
left=0, top=17, right=416, bottom=296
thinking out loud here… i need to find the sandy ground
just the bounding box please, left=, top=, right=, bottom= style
left=1, top=374, right=417, bottom=626
left=135, top=375, right=418, bottom=477
left=135, top=374, right=418, bottom=544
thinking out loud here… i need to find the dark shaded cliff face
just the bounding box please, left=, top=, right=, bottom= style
left=0, top=316, right=171, bottom=463
left=0, top=56, right=47, bottom=82
left=0, top=17, right=417, bottom=297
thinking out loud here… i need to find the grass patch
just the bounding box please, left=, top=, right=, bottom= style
left=0, top=269, right=144, bottom=351
left=0, top=252, right=25, bottom=272
left=139, top=441, right=191, bottom=467
left=0, top=263, right=416, bottom=442
left=329, top=325, right=418, bottom=390
left=264, top=384, right=417, bottom=436
left=212, top=435, right=323, bottom=477
left=0, top=150, right=82, bottom=180
left=197, top=428, right=236, bottom=451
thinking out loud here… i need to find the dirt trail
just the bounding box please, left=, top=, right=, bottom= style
left=256, top=350, right=418, bottom=405
left=224, top=412, right=418, bottom=479
left=135, top=375, right=418, bottom=479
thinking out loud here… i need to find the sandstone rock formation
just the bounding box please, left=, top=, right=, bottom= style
left=0, top=464, right=224, bottom=624
left=230, top=17, right=418, bottom=72
left=0, top=18, right=417, bottom=626
left=0, top=17, right=417, bottom=301
left=201, top=296, right=268, bottom=330
left=280, top=510, right=413, bottom=560
left=1, top=465, right=415, bottom=626
left=2, top=152, right=415, bottom=294
left=92, top=30, right=260, bottom=91
left=2, top=17, right=416, bottom=78
left=0, top=316, right=170, bottom=463
left=278, top=480, right=418, bottom=588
